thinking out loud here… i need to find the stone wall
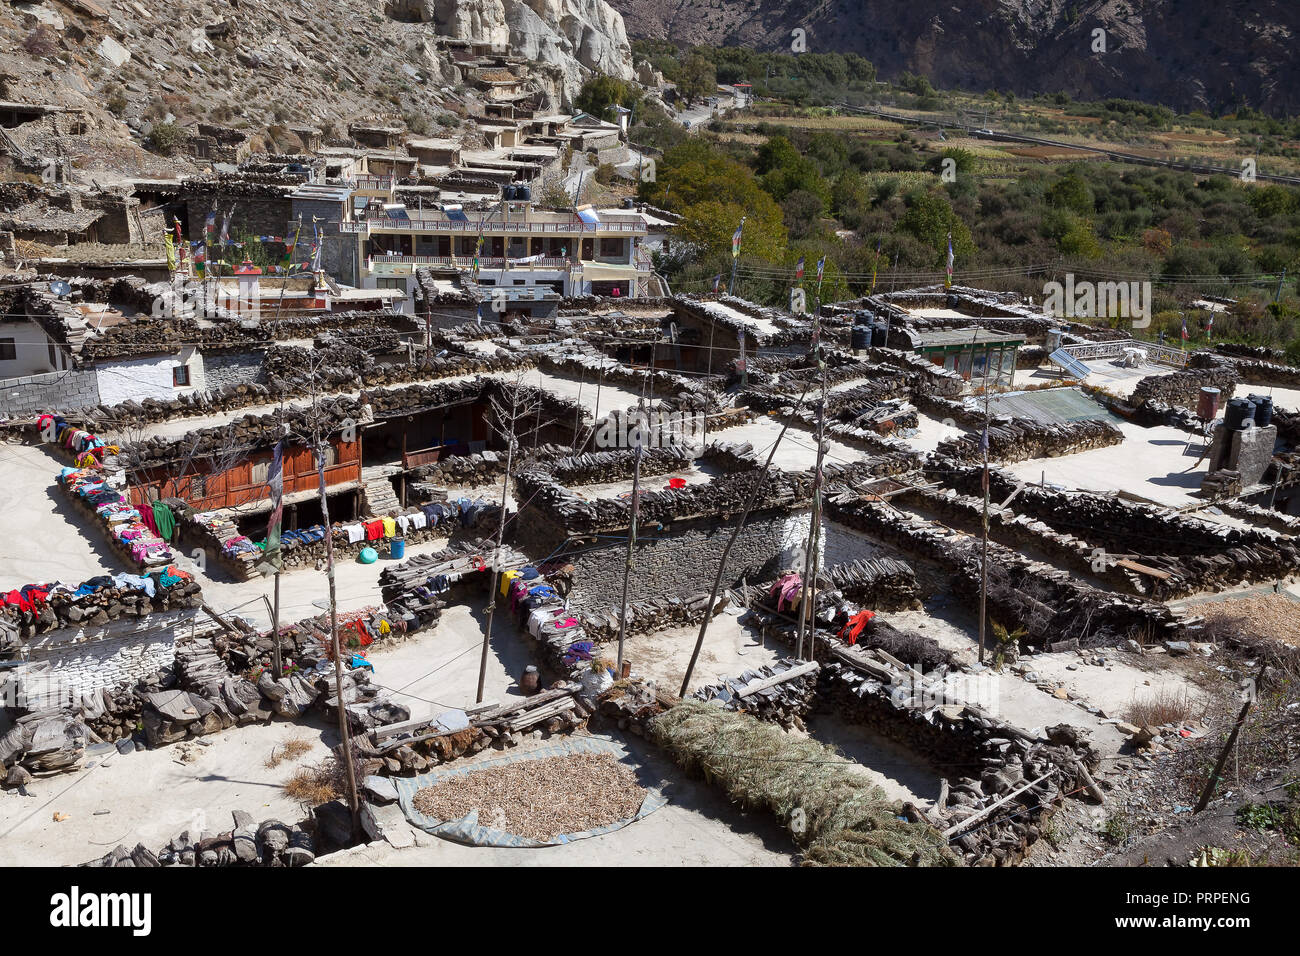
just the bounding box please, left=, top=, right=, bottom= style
left=202, top=350, right=267, bottom=391
left=0, top=368, right=100, bottom=416
left=562, top=509, right=803, bottom=609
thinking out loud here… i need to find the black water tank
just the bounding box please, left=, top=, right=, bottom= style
left=518, top=185, right=531, bottom=201
left=622, top=197, right=636, bottom=209
left=851, top=325, right=872, bottom=350
left=1250, top=394, right=1274, bottom=427
left=503, top=184, right=518, bottom=200
left=1224, top=397, right=1256, bottom=430
left=871, top=323, right=889, bottom=347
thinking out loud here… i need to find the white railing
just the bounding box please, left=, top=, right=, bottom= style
left=1062, top=339, right=1189, bottom=368
left=365, top=216, right=644, bottom=234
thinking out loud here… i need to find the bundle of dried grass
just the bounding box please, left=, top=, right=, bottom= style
left=650, top=700, right=958, bottom=867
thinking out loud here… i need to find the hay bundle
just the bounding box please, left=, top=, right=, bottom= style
left=650, top=701, right=958, bottom=867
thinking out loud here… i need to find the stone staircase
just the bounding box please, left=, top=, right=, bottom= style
left=361, top=466, right=401, bottom=515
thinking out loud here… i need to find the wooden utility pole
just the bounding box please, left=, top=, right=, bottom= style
left=977, top=335, right=994, bottom=666
left=310, top=396, right=359, bottom=837
left=616, top=374, right=650, bottom=675
left=1195, top=659, right=1269, bottom=813
left=796, top=295, right=828, bottom=661
left=680, top=382, right=813, bottom=697
left=478, top=383, right=525, bottom=702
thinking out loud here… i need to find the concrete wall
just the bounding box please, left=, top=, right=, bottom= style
left=94, top=347, right=206, bottom=406
left=17, top=609, right=194, bottom=710
left=0, top=368, right=101, bottom=415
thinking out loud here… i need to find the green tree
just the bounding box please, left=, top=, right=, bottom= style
left=575, top=76, right=639, bottom=121
left=898, top=189, right=975, bottom=262
left=678, top=53, right=717, bottom=105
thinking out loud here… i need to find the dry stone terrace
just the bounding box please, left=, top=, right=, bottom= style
left=1, top=281, right=1298, bottom=869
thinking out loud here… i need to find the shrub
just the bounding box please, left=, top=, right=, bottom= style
left=147, top=122, right=186, bottom=156
left=1125, top=687, right=1193, bottom=727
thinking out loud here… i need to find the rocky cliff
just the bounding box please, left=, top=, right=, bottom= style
left=388, top=0, right=633, bottom=95
left=0, top=0, right=633, bottom=181
left=609, top=0, right=1300, bottom=116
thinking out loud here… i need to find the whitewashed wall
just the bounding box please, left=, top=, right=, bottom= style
left=94, top=347, right=206, bottom=406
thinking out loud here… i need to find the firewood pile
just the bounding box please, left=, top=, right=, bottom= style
left=1200, top=468, right=1243, bottom=498
left=1212, top=354, right=1300, bottom=390
left=740, top=383, right=922, bottom=459
left=863, top=347, right=966, bottom=397
left=411, top=448, right=507, bottom=486
left=843, top=398, right=920, bottom=434
left=0, top=709, right=89, bottom=778
left=823, top=556, right=920, bottom=610
left=544, top=444, right=695, bottom=487
left=818, top=645, right=1103, bottom=865
left=0, top=572, right=201, bottom=646
left=84, top=810, right=317, bottom=867
left=825, top=494, right=1182, bottom=648
left=580, top=591, right=726, bottom=642
left=913, top=392, right=986, bottom=427
left=935, top=417, right=1123, bottom=464
left=938, top=463, right=1300, bottom=594
left=1219, top=499, right=1300, bottom=535
left=113, top=376, right=495, bottom=467
left=516, top=466, right=815, bottom=535
left=352, top=685, right=591, bottom=776
left=76, top=348, right=527, bottom=429
left=537, top=349, right=720, bottom=412
left=1130, top=363, right=1239, bottom=409
left=692, top=658, right=819, bottom=729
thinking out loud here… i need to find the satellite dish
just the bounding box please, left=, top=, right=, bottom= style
left=49, top=281, right=71, bottom=296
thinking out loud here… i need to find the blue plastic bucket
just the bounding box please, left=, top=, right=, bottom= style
left=390, top=538, right=406, bottom=560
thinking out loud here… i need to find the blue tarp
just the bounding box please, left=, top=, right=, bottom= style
left=395, top=735, right=666, bottom=847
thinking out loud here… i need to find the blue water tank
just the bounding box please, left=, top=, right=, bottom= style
left=851, top=326, right=872, bottom=350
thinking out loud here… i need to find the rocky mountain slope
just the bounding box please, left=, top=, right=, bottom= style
left=609, top=0, right=1300, bottom=116
left=0, top=0, right=632, bottom=181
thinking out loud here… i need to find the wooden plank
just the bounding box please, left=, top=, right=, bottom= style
left=942, top=770, right=1057, bottom=839
left=1114, top=558, right=1172, bottom=580
left=734, top=661, right=819, bottom=698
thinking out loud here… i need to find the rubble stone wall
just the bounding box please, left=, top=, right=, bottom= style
left=202, top=350, right=267, bottom=391
left=0, top=368, right=101, bottom=416
left=563, top=509, right=801, bottom=609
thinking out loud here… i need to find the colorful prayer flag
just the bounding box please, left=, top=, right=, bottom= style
left=945, top=233, right=954, bottom=289
left=795, top=256, right=805, bottom=280
left=731, top=221, right=744, bottom=259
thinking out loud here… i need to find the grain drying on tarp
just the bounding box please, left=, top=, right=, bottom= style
left=411, top=751, right=646, bottom=841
